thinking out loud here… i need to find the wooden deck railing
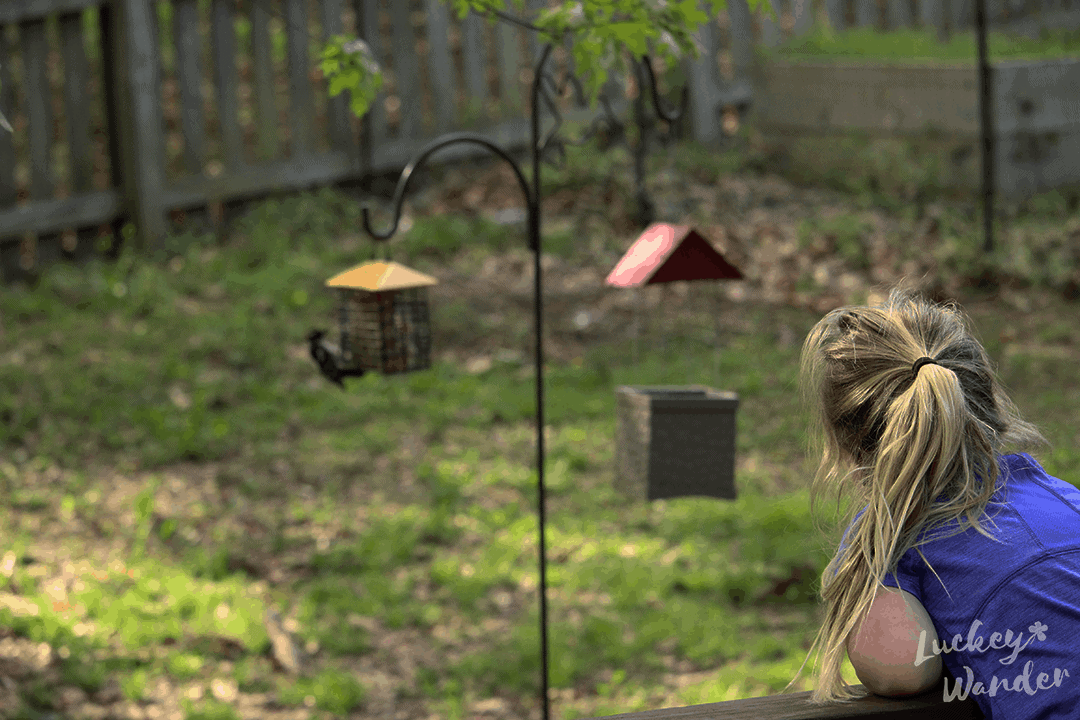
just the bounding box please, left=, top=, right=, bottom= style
left=582, top=680, right=983, bottom=720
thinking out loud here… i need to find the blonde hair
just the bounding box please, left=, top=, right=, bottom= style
left=787, top=281, right=1050, bottom=703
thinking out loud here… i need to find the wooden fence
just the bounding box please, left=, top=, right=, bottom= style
left=580, top=680, right=984, bottom=720
left=0, top=0, right=1077, bottom=283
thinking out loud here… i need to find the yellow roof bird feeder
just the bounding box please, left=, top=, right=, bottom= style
left=325, top=261, right=438, bottom=375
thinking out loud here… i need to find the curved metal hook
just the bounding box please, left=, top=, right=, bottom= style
left=637, top=54, right=690, bottom=125
left=360, top=132, right=535, bottom=241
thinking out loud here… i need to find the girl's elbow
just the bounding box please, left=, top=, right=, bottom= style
left=860, top=654, right=943, bottom=697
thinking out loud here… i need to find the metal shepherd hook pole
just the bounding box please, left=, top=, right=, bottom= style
left=356, top=25, right=688, bottom=720
left=975, top=0, right=995, bottom=256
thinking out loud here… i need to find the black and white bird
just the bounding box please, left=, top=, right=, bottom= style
left=307, top=329, right=364, bottom=388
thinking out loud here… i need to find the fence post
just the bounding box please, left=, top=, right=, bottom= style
left=686, top=4, right=723, bottom=146
left=110, top=0, right=169, bottom=252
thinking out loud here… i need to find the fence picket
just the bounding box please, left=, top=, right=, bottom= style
left=729, top=0, right=755, bottom=84
left=0, top=27, right=17, bottom=279
left=117, top=0, right=169, bottom=250
left=887, top=0, right=914, bottom=29
left=951, top=0, right=973, bottom=30
left=388, top=0, right=420, bottom=139
left=792, top=0, right=814, bottom=36
left=321, top=0, right=354, bottom=161
left=98, top=0, right=127, bottom=251
left=760, top=0, right=781, bottom=47
left=58, top=10, right=96, bottom=260
left=0, top=28, right=14, bottom=209
left=855, top=0, right=877, bottom=26
left=250, top=0, right=279, bottom=161
left=357, top=0, right=386, bottom=147
left=285, top=0, right=314, bottom=155
left=497, top=12, right=523, bottom=115
left=825, top=0, right=845, bottom=29
left=921, top=0, right=951, bottom=42
left=687, top=8, right=723, bottom=145
left=211, top=0, right=242, bottom=172
left=173, top=0, right=205, bottom=175
left=461, top=8, right=488, bottom=124
left=424, top=0, right=456, bottom=136
left=24, top=17, right=64, bottom=270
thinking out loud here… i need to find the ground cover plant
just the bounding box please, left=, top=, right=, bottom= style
left=3, top=116, right=1080, bottom=720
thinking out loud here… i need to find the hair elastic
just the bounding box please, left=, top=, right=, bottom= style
left=911, top=356, right=939, bottom=377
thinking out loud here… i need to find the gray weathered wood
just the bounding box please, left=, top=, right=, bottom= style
left=0, top=25, right=17, bottom=211
left=321, top=0, right=355, bottom=161
left=0, top=25, right=19, bottom=280
left=1006, top=0, right=1028, bottom=18
left=0, top=0, right=101, bottom=25
left=60, top=12, right=92, bottom=195
left=357, top=0, right=386, bottom=147
left=388, top=0, right=420, bottom=139
left=526, top=0, right=546, bottom=70
left=921, top=0, right=951, bottom=43
left=855, top=0, right=877, bottom=26
left=163, top=151, right=355, bottom=208
left=496, top=10, right=522, bottom=114
left=23, top=16, right=63, bottom=270
left=425, top=0, right=456, bottom=136
left=728, top=0, right=756, bottom=85
left=524, top=0, right=551, bottom=123
left=825, top=0, right=845, bottom=29
left=688, top=9, right=724, bottom=146
left=951, top=0, right=972, bottom=30
left=114, top=0, right=168, bottom=249
left=59, top=9, right=97, bottom=260
left=98, top=0, right=128, bottom=250
left=285, top=0, right=314, bottom=155
left=461, top=7, right=488, bottom=124
left=760, top=0, right=781, bottom=47
left=793, top=0, right=815, bottom=35
left=212, top=0, right=242, bottom=171
left=887, top=0, right=914, bottom=28
left=24, top=19, right=54, bottom=205
left=578, top=682, right=982, bottom=720
left=250, top=0, right=278, bottom=161
left=0, top=189, right=121, bottom=237
left=173, top=0, right=205, bottom=175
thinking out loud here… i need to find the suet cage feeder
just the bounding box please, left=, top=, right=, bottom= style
left=605, top=223, right=744, bottom=502
left=325, top=261, right=438, bottom=375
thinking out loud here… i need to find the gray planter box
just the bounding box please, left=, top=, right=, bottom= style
left=615, top=385, right=739, bottom=502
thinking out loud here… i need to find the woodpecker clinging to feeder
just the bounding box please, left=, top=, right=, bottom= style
left=307, top=330, right=365, bottom=388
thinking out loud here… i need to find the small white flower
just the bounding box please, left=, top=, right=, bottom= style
left=342, top=38, right=371, bottom=56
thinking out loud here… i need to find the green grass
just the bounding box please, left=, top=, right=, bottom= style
left=2, top=131, right=1080, bottom=719
left=759, top=20, right=1080, bottom=64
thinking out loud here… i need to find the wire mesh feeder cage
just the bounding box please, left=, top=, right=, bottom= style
left=326, top=261, right=438, bottom=375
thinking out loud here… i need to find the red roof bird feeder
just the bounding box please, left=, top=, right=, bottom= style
left=605, top=223, right=743, bottom=367
left=606, top=223, right=744, bottom=503
left=605, top=223, right=743, bottom=287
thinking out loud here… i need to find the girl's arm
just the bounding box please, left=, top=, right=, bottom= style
left=845, top=586, right=944, bottom=696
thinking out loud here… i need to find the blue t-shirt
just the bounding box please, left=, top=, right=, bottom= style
left=838, top=453, right=1079, bottom=719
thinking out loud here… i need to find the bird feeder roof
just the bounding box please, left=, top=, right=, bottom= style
left=605, top=223, right=743, bottom=287
left=325, top=260, right=438, bottom=290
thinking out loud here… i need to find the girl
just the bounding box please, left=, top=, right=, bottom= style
left=787, top=284, right=1078, bottom=719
